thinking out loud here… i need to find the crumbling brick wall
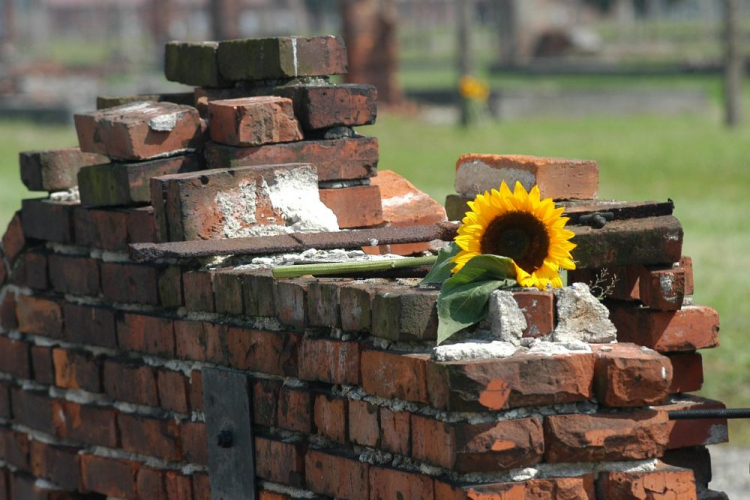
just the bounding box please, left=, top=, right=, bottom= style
left=0, top=36, right=729, bottom=500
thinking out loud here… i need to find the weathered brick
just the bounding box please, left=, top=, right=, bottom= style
left=60, top=401, right=118, bottom=447
left=17, top=296, right=63, bottom=338
left=80, top=454, right=140, bottom=499
left=339, top=282, right=380, bottom=333
left=569, top=265, right=641, bottom=302
left=117, top=313, right=175, bottom=357
left=314, top=393, right=348, bottom=444
left=275, top=277, right=313, bottom=329
left=609, top=305, right=720, bottom=353
left=20, top=147, right=107, bottom=192
left=298, top=337, right=361, bottom=385
left=31, top=345, right=55, bottom=385
left=544, top=410, right=669, bottom=462
left=241, top=270, right=276, bottom=317
left=209, top=96, right=303, bottom=147
left=668, top=352, right=704, bottom=393
left=275, top=83, right=377, bottom=131
left=29, top=441, right=81, bottom=491
left=0, top=426, right=29, bottom=469
left=277, top=386, right=313, bottom=433
left=165, top=41, right=228, bottom=88
left=101, top=262, right=160, bottom=305
left=226, top=327, right=300, bottom=377
left=435, top=480, right=526, bottom=500
left=74, top=206, right=129, bottom=251
left=217, top=36, right=348, bottom=81
left=48, top=254, right=100, bottom=296
left=21, top=198, right=76, bottom=244
left=593, top=343, right=672, bottom=407
left=183, top=270, right=215, bottom=312
left=103, top=360, right=159, bottom=407
left=11, top=471, right=85, bottom=500
left=165, top=471, right=193, bottom=500
left=79, top=154, right=203, bottom=207
left=19, top=248, right=48, bottom=290
left=204, top=136, right=379, bottom=182
left=369, top=466, right=434, bottom=500
left=307, top=279, right=349, bottom=328
left=127, top=206, right=157, bottom=244
left=64, top=303, right=118, bottom=348
left=455, top=154, right=598, bottom=200
left=0, top=337, right=31, bottom=378
left=97, top=92, right=195, bottom=110
left=661, top=396, right=729, bottom=449
left=412, top=415, right=544, bottom=472
left=254, top=435, right=306, bottom=487
left=372, top=287, right=439, bottom=341
left=305, top=449, right=369, bottom=499
left=662, top=446, right=712, bottom=488
left=181, top=421, right=208, bottom=466
left=192, top=472, right=211, bottom=500
left=349, top=399, right=379, bottom=447
left=213, top=269, right=244, bottom=315
left=158, top=266, right=183, bottom=308
left=119, top=413, right=182, bottom=461
left=136, top=466, right=166, bottom=500
left=75, top=101, right=204, bottom=161
left=596, top=463, right=696, bottom=500
left=157, top=369, right=190, bottom=414
left=11, top=388, right=61, bottom=436
left=0, top=381, right=10, bottom=419
left=525, top=475, right=596, bottom=500
left=361, top=349, right=430, bottom=404
left=681, top=256, right=695, bottom=295
left=189, top=370, right=204, bottom=412
left=513, top=289, right=555, bottom=338
left=174, top=320, right=226, bottom=363
left=2, top=212, right=26, bottom=264
left=251, top=378, right=281, bottom=427
left=52, top=348, right=102, bottom=393
left=427, top=351, right=595, bottom=411
left=319, top=185, right=383, bottom=229
left=379, top=407, right=410, bottom=455
left=638, top=264, right=686, bottom=311
left=0, top=291, right=16, bottom=332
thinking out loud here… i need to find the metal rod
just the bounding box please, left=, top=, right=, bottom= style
left=668, top=408, right=750, bottom=420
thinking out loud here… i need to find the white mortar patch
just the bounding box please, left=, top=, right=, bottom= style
left=215, top=181, right=258, bottom=238
left=454, top=160, right=536, bottom=196
left=432, top=341, right=517, bottom=361
left=264, top=165, right=339, bottom=233
left=148, top=113, right=178, bottom=132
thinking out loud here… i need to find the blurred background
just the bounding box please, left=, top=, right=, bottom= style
left=1, top=0, right=750, bottom=486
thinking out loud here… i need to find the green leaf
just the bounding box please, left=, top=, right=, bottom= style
left=435, top=254, right=518, bottom=345
left=421, top=242, right=460, bottom=285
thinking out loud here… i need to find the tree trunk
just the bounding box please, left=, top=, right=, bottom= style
left=494, top=0, right=520, bottom=67
left=723, top=0, right=744, bottom=127
left=210, top=0, right=242, bottom=41
left=457, top=0, right=473, bottom=127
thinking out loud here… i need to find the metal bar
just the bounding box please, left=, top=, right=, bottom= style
left=668, top=408, right=750, bottom=420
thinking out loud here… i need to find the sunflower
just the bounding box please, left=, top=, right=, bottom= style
left=452, top=181, right=577, bottom=289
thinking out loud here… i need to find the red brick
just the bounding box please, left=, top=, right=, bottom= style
left=252, top=378, right=281, bottom=427
left=661, top=396, right=729, bottom=449
left=668, top=353, right=704, bottom=393
left=305, top=449, right=369, bottom=499
left=361, top=349, right=430, bottom=404
left=52, top=348, right=102, bottom=392
left=277, top=386, right=313, bottom=433
left=118, top=413, right=182, bottom=461
left=455, top=154, right=598, bottom=200
left=371, top=287, right=439, bottom=341
left=174, top=320, right=226, bottom=363
left=181, top=421, right=208, bottom=466
left=638, top=265, right=686, bottom=311
left=204, top=136, right=379, bottom=182
left=64, top=303, right=117, bottom=348
left=0, top=255, right=6, bottom=288
left=544, top=410, right=670, bottom=462
left=0, top=426, right=29, bottom=469
left=339, top=282, right=381, bottom=333
left=19, top=249, right=48, bottom=290
left=369, top=466, right=434, bottom=500
left=209, top=96, right=303, bottom=147
left=427, top=351, right=595, bottom=412
left=314, top=393, right=348, bottom=444
left=298, top=337, right=360, bottom=385
left=226, top=327, right=300, bottom=377
left=380, top=407, right=410, bottom=455
left=80, top=454, right=139, bottom=499
left=20, top=147, right=107, bottom=192
left=117, top=313, right=175, bottom=357
left=596, top=463, right=697, bottom=500
left=74, top=207, right=129, bottom=251
left=0, top=337, right=30, bottom=379
left=212, top=269, right=244, bottom=316
left=75, top=101, right=203, bottom=161
left=183, top=270, right=215, bottom=312
left=165, top=471, right=193, bottom=500
left=0, top=291, right=16, bottom=332
left=2, top=213, right=25, bottom=265
left=319, top=185, right=383, bottom=229
left=570, top=265, right=641, bottom=302
left=29, top=441, right=81, bottom=491
left=16, top=295, right=63, bottom=338
left=609, top=305, right=720, bottom=353
left=136, top=466, right=166, bottom=500
left=11, top=471, right=84, bottom=500
left=593, top=343, right=672, bottom=407
left=101, top=262, right=160, bottom=305
left=681, top=256, right=695, bottom=295
left=192, top=472, right=211, bottom=500
left=349, top=400, right=379, bottom=447
left=662, top=446, right=712, bottom=489
left=11, top=388, right=62, bottom=436
left=103, top=360, right=159, bottom=407
left=128, top=206, right=158, bottom=244
left=434, top=480, right=525, bottom=500
left=158, top=265, right=183, bottom=308
left=307, top=279, right=349, bottom=329
left=274, top=278, right=312, bottom=329
left=0, top=469, right=6, bottom=500
left=0, top=381, right=12, bottom=419
left=21, top=198, right=76, bottom=244
left=513, top=290, right=555, bottom=338
left=526, top=475, right=596, bottom=500
left=190, top=370, right=204, bottom=412
left=60, top=401, right=118, bottom=447
left=412, top=415, right=544, bottom=472
left=259, top=492, right=291, bottom=500
left=157, top=369, right=190, bottom=414
left=277, top=83, right=377, bottom=131
left=48, top=254, right=100, bottom=296
left=254, top=436, right=306, bottom=487
left=240, top=270, right=276, bottom=317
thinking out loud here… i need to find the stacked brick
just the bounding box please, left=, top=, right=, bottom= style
left=0, top=41, right=729, bottom=500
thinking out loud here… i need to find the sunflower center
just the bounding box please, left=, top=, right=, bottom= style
left=480, top=211, right=550, bottom=273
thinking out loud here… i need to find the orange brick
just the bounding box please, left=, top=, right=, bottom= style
left=434, top=480, right=525, bottom=500
left=254, top=436, right=305, bottom=487
left=305, top=449, right=369, bottom=499
left=380, top=407, right=410, bottom=455
left=369, top=466, right=434, bottom=500
left=526, top=475, right=595, bottom=500
left=593, top=343, right=672, bottom=407
left=209, top=96, right=303, bottom=147
left=361, top=349, right=430, bottom=404
left=349, top=400, right=379, bottom=447
left=314, top=393, right=348, bottom=444
left=660, top=396, right=729, bottom=449
left=596, top=463, right=696, bottom=500
left=668, top=353, right=704, bottom=393
left=319, top=185, right=383, bottom=228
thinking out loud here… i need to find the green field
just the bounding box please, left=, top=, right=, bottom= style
left=2, top=75, right=750, bottom=443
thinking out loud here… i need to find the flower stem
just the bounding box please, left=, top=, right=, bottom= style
left=272, top=256, right=438, bottom=279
